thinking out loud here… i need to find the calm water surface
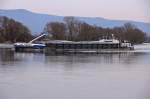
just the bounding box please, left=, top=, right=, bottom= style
left=0, top=44, right=150, bottom=99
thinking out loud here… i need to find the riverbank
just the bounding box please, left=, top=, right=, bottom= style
left=0, top=44, right=14, bottom=49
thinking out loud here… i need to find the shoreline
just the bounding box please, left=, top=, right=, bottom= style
left=0, top=44, right=14, bottom=49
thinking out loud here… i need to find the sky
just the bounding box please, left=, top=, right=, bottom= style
left=0, top=0, right=150, bottom=22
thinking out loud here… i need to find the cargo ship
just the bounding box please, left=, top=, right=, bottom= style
left=45, top=38, right=134, bottom=54
left=14, top=34, right=134, bottom=53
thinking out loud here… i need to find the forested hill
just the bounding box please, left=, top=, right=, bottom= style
left=0, top=9, right=150, bottom=35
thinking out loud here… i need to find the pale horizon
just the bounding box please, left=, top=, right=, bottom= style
left=0, top=0, right=150, bottom=22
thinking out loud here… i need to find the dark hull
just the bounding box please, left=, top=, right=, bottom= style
left=14, top=42, right=134, bottom=54
left=45, top=43, right=134, bottom=54
left=15, top=46, right=45, bottom=52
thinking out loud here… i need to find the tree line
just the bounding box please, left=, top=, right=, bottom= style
left=0, top=16, right=33, bottom=43
left=0, top=16, right=148, bottom=44
left=44, top=17, right=147, bottom=44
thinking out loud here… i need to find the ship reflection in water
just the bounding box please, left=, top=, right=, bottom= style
left=0, top=44, right=150, bottom=99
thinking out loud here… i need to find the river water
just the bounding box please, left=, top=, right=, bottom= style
left=0, top=44, right=150, bottom=99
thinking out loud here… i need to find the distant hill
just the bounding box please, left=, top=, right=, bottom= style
left=0, top=9, right=150, bottom=35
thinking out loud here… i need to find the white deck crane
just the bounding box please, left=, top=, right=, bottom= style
left=28, top=33, right=47, bottom=43
left=14, top=33, right=50, bottom=49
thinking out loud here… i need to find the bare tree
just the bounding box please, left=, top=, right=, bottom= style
left=64, top=16, right=81, bottom=41
left=44, top=22, right=66, bottom=40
